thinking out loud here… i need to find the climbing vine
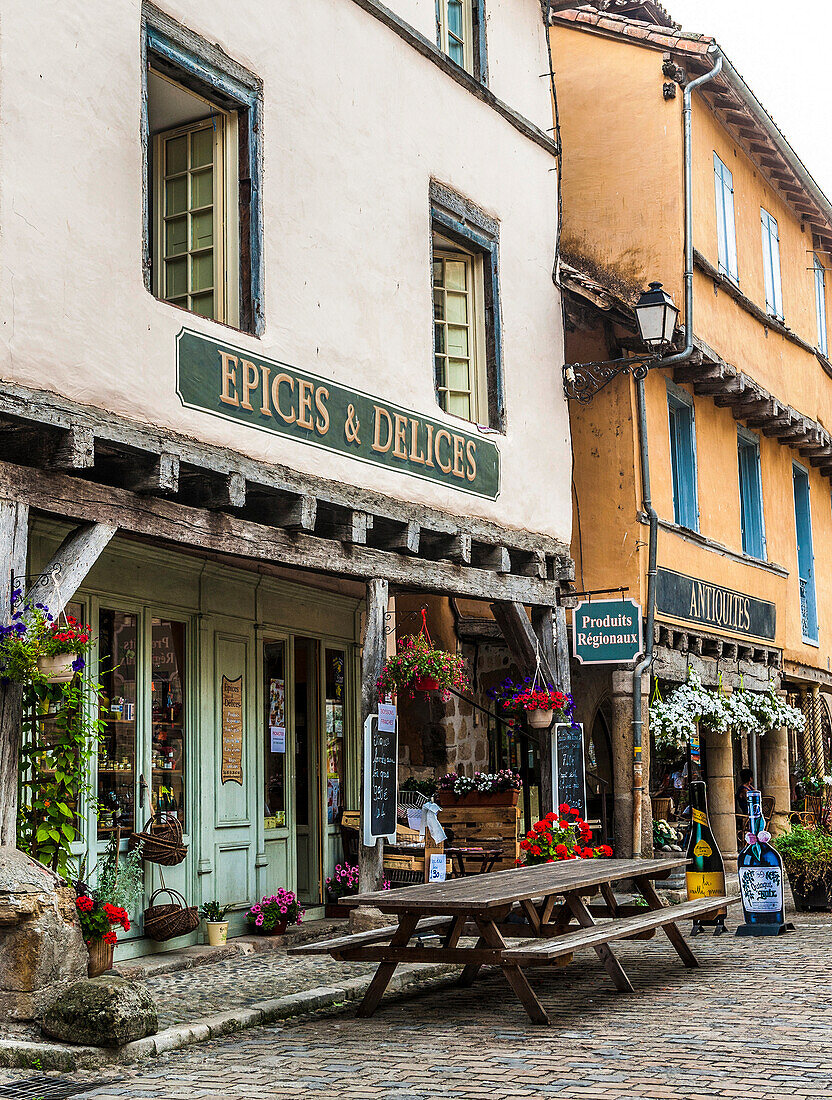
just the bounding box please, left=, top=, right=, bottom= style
left=16, top=672, right=106, bottom=877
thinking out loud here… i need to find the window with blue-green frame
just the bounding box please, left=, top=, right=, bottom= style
left=667, top=383, right=698, bottom=531
left=793, top=463, right=818, bottom=643
left=737, top=428, right=766, bottom=559
left=436, top=0, right=488, bottom=82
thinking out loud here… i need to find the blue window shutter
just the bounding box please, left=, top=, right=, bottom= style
left=761, top=209, right=783, bottom=319
left=714, top=154, right=738, bottom=283
left=738, top=433, right=765, bottom=559
left=815, top=255, right=828, bottom=356
left=668, top=392, right=698, bottom=531
left=793, top=464, right=818, bottom=642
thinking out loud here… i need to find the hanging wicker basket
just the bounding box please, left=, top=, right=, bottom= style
left=129, top=815, right=188, bottom=866
left=143, top=887, right=200, bottom=942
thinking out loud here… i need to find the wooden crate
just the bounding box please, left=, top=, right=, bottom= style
left=438, top=804, right=521, bottom=870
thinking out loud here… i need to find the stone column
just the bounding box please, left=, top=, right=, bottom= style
left=761, top=713, right=791, bottom=839
left=701, top=724, right=737, bottom=862
left=609, top=670, right=652, bottom=858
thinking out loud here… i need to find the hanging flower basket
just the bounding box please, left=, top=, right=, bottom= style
left=527, top=709, right=553, bottom=729
left=489, top=678, right=576, bottom=731
left=37, top=653, right=77, bottom=684
left=376, top=611, right=468, bottom=702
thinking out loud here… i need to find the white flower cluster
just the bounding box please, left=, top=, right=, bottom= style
left=649, top=670, right=806, bottom=756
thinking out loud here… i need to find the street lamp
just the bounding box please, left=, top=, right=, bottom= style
left=562, top=281, right=680, bottom=404
left=634, top=282, right=680, bottom=350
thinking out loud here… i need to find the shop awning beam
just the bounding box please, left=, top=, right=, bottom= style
left=0, top=460, right=562, bottom=606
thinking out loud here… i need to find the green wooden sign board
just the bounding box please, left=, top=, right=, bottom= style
left=572, top=598, right=643, bottom=665
left=176, top=329, right=500, bottom=500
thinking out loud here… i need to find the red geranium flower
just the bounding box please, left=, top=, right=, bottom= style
left=102, top=930, right=118, bottom=945
left=555, top=843, right=569, bottom=858
left=76, top=895, right=94, bottom=912
left=558, top=803, right=571, bottom=815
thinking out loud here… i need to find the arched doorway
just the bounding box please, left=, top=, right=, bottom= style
left=587, top=700, right=614, bottom=844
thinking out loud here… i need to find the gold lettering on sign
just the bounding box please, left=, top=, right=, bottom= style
left=221, top=675, right=244, bottom=786
left=452, top=434, right=465, bottom=478
left=315, top=387, right=330, bottom=435
left=409, top=419, right=425, bottom=465
left=435, top=429, right=453, bottom=473
left=466, top=440, right=477, bottom=482
left=297, top=379, right=315, bottom=431
left=240, top=360, right=259, bottom=411
left=392, top=414, right=409, bottom=460
left=372, top=406, right=393, bottom=453
left=260, top=366, right=272, bottom=417
left=272, top=373, right=296, bottom=424
left=219, top=351, right=239, bottom=406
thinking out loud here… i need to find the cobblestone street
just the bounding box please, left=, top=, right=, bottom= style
left=22, top=910, right=832, bottom=1100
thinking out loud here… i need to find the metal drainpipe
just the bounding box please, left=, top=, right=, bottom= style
left=631, top=48, right=723, bottom=858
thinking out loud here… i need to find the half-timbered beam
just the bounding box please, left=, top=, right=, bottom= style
left=0, top=461, right=559, bottom=605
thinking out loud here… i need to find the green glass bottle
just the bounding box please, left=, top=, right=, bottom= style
left=685, top=779, right=727, bottom=933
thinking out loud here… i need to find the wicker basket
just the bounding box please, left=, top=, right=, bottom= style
left=129, top=815, right=188, bottom=866
left=143, top=887, right=200, bottom=942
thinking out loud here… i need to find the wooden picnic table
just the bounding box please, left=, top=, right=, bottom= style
left=289, top=856, right=737, bottom=1025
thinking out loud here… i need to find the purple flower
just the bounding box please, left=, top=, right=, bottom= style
left=72, top=656, right=85, bottom=672
left=255, top=915, right=264, bottom=926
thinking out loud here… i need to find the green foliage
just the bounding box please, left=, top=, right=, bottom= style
left=200, top=901, right=233, bottom=922
left=376, top=633, right=468, bottom=700
left=95, top=832, right=145, bottom=916
left=16, top=671, right=106, bottom=877
left=400, top=777, right=438, bottom=798
left=0, top=596, right=92, bottom=685
left=773, top=823, right=832, bottom=888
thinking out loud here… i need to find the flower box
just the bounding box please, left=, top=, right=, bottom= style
left=414, top=675, right=440, bottom=692
left=438, top=790, right=519, bottom=808
left=37, top=653, right=77, bottom=683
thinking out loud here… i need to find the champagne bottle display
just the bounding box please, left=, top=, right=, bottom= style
left=736, top=790, right=792, bottom=936
left=685, top=779, right=728, bottom=933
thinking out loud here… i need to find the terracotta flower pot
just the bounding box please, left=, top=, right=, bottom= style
left=414, top=675, right=440, bottom=692
left=206, top=921, right=229, bottom=946
left=37, top=653, right=77, bottom=684
left=87, top=938, right=114, bottom=977
left=249, top=919, right=288, bottom=935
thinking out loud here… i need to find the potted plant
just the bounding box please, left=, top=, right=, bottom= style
left=200, top=901, right=233, bottom=945
left=0, top=591, right=92, bottom=685
left=73, top=833, right=142, bottom=975
left=437, top=769, right=522, bottom=807
left=773, top=822, right=832, bottom=911
left=376, top=632, right=468, bottom=700
left=74, top=892, right=131, bottom=976
left=244, top=889, right=304, bottom=935
left=324, top=863, right=390, bottom=917
left=489, top=678, right=576, bottom=730
left=520, top=803, right=612, bottom=864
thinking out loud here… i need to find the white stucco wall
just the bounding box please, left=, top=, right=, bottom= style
left=0, top=0, right=570, bottom=544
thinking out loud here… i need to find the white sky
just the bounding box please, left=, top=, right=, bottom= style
left=663, top=0, right=832, bottom=197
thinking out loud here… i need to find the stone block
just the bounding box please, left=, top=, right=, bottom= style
left=41, top=976, right=158, bottom=1047
left=0, top=846, right=87, bottom=1021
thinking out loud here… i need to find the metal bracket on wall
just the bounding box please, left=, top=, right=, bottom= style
left=562, top=355, right=656, bottom=404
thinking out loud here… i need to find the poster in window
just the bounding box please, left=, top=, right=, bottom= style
left=221, top=675, right=244, bottom=785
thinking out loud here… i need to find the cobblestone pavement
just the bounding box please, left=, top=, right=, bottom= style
left=31, top=910, right=832, bottom=1099
left=144, top=952, right=381, bottom=1029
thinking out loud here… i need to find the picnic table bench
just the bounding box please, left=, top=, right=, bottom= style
left=289, top=856, right=738, bottom=1024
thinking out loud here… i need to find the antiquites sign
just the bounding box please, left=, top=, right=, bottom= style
left=656, top=568, right=776, bottom=642
left=176, top=329, right=500, bottom=500
left=572, top=598, right=643, bottom=665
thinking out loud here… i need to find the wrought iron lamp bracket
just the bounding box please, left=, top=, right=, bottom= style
left=562, top=353, right=658, bottom=404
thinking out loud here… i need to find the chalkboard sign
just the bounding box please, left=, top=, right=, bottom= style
left=554, top=723, right=586, bottom=819
left=362, top=715, right=398, bottom=843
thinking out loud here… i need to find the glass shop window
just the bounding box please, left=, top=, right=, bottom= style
left=151, top=619, right=186, bottom=826
left=97, top=610, right=139, bottom=839
left=264, top=641, right=287, bottom=828
left=325, top=649, right=346, bottom=825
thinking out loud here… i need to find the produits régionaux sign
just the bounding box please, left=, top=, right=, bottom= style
left=176, top=329, right=500, bottom=500
left=572, top=598, right=643, bottom=665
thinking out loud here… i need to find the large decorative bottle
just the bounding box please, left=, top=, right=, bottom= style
left=736, top=790, right=791, bottom=936
left=685, top=779, right=727, bottom=933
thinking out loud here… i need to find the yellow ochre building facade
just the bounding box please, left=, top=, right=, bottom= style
left=550, top=5, right=832, bottom=861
